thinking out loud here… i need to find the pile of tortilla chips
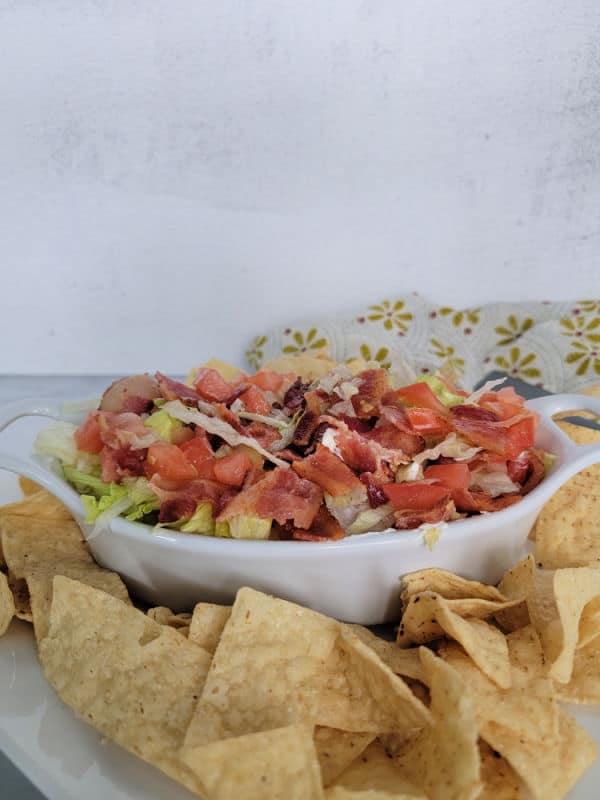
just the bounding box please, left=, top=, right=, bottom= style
left=1, top=410, right=600, bottom=800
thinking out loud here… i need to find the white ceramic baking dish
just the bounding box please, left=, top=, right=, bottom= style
left=0, top=393, right=599, bottom=623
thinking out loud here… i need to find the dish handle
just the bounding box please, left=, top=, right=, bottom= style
left=526, top=392, right=600, bottom=473
left=0, top=397, right=87, bottom=514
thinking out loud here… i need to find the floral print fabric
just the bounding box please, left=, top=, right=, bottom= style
left=246, top=294, right=600, bottom=392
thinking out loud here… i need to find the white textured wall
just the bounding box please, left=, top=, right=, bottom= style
left=1, top=1, right=600, bottom=373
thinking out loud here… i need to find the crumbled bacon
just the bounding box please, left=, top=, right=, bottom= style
left=360, top=474, right=389, bottom=508
left=292, top=507, right=345, bottom=541
left=100, top=447, right=147, bottom=483
left=284, top=378, right=310, bottom=410
left=217, top=467, right=323, bottom=529
left=351, top=369, right=388, bottom=419
left=292, top=444, right=365, bottom=497
left=156, top=372, right=200, bottom=404
left=159, top=497, right=197, bottom=524
left=520, top=449, right=546, bottom=495
left=393, top=499, right=455, bottom=530
left=452, top=488, right=522, bottom=513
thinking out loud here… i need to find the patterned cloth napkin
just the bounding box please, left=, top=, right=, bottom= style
left=246, top=294, right=600, bottom=392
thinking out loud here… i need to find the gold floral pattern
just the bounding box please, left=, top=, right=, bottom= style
left=575, top=300, right=600, bottom=314
left=560, top=314, right=600, bottom=343
left=246, top=335, right=267, bottom=370
left=357, top=344, right=391, bottom=369
left=282, top=328, right=328, bottom=355
left=495, top=315, right=534, bottom=346
left=565, top=340, right=600, bottom=376
left=367, top=300, right=413, bottom=332
left=494, top=347, right=541, bottom=379
left=437, top=306, right=481, bottom=328
left=429, top=338, right=465, bottom=379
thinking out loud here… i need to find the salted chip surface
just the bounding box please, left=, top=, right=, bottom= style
left=182, top=724, right=324, bottom=800
left=39, top=577, right=211, bottom=794
left=314, top=728, right=375, bottom=787
left=1, top=514, right=129, bottom=640
left=398, top=593, right=511, bottom=689
left=326, top=788, right=419, bottom=799
left=494, top=556, right=535, bottom=632
left=397, top=648, right=481, bottom=800
left=534, top=421, right=600, bottom=568
left=555, top=636, right=600, bottom=704
left=147, top=606, right=192, bottom=630
left=188, top=602, right=231, bottom=653
left=184, top=588, right=429, bottom=749
left=526, top=566, right=600, bottom=683
left=333, top=740, right=425, bottom=797
left=401, top=568, right=505, bottom=605
left=344, top=625, right=426, bottom=684
left=0, top=490, right=73, bottom=521
left=0, top=571, right=15, bottom=635
left=478, top=741, right=521, bottom=800
left=26, top=563, right=130, bottom=641
left=18, top=476, right=42, bottom=496
left=0, top=517, right=91, bottom=578
left=262, top=353, right=335, bottom=381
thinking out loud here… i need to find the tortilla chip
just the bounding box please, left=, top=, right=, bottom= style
left=314, top=727, right=375, bottom=787
left=398, top=593, right=512, bottom=689
left=188, top=602, right=231, bottom=653
left=0, top=571, right=15, bottom=635
left=263, top=353, right=336, bottom=381
left=0, top=489, right=73, bottom=522
left=39, top=576, right=211, bottom=794
left=494, top=555, right=535, bottom=632
left=18, top=476, right=41, bottom=496
left=326, top=788, right=419, bottom=799
left=0, top=514, right=129, bottom=640
left=332, top=740, right=425, bottom=797
left=184, top=588, right=429, bottom=749
left=533, top=421, right=600, bottom=568
left=478, top=741, right=521, bottom=800
left=0, top=517, right=91, bottom=578
left=344, top=625, right=426, bottom=684
left=526, top=566, right=600, bottom=683
left=579, top=595, right=600, bottom=648
left=504, top=625, right=546, bottom=687
left=555, top=636, right=600, bottom=704
left=183, top=724, right=324, bottom=799
left=26, top=563, right=130, bottom=641
left=397, top=648, right=481, bottom=800
left=400, top=569, right=505, bottom=605
left=7, top=573, right=32, bottom=622
left=398, top=592, right=521, bottom=648
left=146, top=606, right=192, bottom=631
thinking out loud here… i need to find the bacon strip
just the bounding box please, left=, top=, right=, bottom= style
left=217, top=467, right=323, bottom=529
left=351, top=369, right=388, bottom=418
left=156, top=372, right=200, bottom=404
left=452, top=488, right=522, bottom=513
left=393, top=500, right=455, bottom=530
left=521, top=449, right=546, bottom=495
left=292, top=444, right=365, bottom=497
left=292, top=506, right=345, bottom=541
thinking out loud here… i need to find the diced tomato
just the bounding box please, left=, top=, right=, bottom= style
left=405, top=408, right=453, bottom=437
left=179, top=433, right=213, bottom=467
left=193, top=368, right=234, bottom=402
left=504, top=415, right=537, bottom=460
left=170, top=426, right=195, bottom=446
left=74, top=412, right=103, bottom=453
left=424, top=462, right=471, bottom=490
left=390, top=383, right=448, bottom=414
left=240, top=385, right=271, bottom=416
left=146, top=442, right=198, bottom=482
left=213, top=451, right=253, bottom=488
left=480, top=389, right=525, bottom=421
left=382, top=482, right=451, bottom=511
left=248, top=370, right=286, bottom=392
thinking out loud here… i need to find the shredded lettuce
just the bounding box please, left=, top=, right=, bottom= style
left=417, top=375, right=464, bottom=407
left=34, top=422, right=99, bottom=471
left=414, top=433, right=481, bottom=465
left=64, top=468, right=160, bottom=527
left=179, top=503, right=215, bottom=534
left=144, top=410, right=183, bottom=442
left=346, top=504, right=395, bottom=535
left=228, top=515, right=272, bottom=540
left=421, top=522, right=447, bottom=551
left=62, top=465, right=107, bottom=497
left=163, top=399, right=289, bottom=468
left=81, top=484, right=129, bottom=523
left=469, top=468, right=520, bottom=497
left=465, top=378, right=507, bottom=405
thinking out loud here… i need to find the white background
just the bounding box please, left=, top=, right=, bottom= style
left=1, top=1, right=600, bottom=374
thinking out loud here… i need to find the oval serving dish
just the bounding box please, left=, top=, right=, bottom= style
left=0, top=393, right=599, bottom=624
